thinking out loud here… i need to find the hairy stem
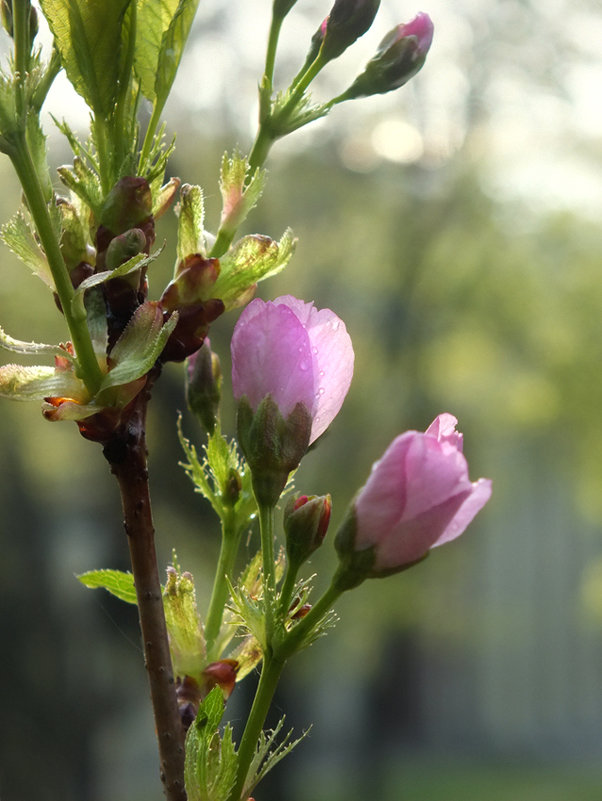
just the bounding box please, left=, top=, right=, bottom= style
left=9, top=137, right=104, bottom=394
left=228, top=655, right=285, bottom=801
left=104, top=389, right=187, bottom=801
left=204, top=510, right=242, bottom=660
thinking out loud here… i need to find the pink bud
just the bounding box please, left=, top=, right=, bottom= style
left=344, top=415, right=491, bottom=575
left=231, top=295, right=354, bottom=444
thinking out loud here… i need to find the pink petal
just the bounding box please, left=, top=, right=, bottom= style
left=432, top=478, right=492, bottom=548
left=425, top=412, right=463, bottom=451
left=231, top=298, right=315, bottom=417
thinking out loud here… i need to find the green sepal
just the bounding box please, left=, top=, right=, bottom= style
left=242, top=716, right=310, bottom=800
left=163, top=562, right=206, bottom=681
left=212, top=229, right=296, bottom=311
left=1, top=210, right=53, bottom=288
left=184, top=686, right=238, bottom=801
left=77, top=568, right=137, bottom=604
left=176, top=183, right=206, bottom=261
left=178, top=417, right=257, bottom=531
left=237, top=395, right=311, bottom=508
left=270, top=89, right=332, bottom=138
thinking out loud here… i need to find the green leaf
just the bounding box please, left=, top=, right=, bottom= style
left=99, top=302, right=178, bottom=390
left=243, top=717, right=309, bottom=799
left=135, top=0, right=181, bottom=102
left=39, top=0, right=133, bottom=117
left=154, top=0, right=201, bottom=109
left=57, top=155, right=103, bottom=219
left=218, top=151, right=266, bottom=235
left=77, top=569, right=137, bottom=604
left=163, top=564, right=205, bottom=679
left=213, top=229, right=296, bottom=310
left=184, top=687, right=238, bottom=801
left=177, top=183, right=206, bottom=261
left=0, top=363, right=84, bottom=401
left=1, top=210, right=54, bottom=289
left=0, top=326, right=75, bottom=361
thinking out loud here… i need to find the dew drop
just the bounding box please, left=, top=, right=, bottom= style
left=312, top=346, right=318, bottom=355
left=318, top=370, right=325, bottom=377
left=316, top=387, right=325, bottom=397
left=299, top=360, right=310, bottom=371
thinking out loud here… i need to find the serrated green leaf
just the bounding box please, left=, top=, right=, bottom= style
left=218, top=151, right=266, bottom=234
left=1, top=211, right=53, bottom=289
left=40, top=0, right=132, bottom=116
left=185, top=687, right=238, bottom=801
left=154, top=0, right=201, bottom=109
left=135, top=0, right=181, bottom=102
left=99, top=302, right=178, bottom=390
left=243, top=717, right=309, bottom=799
left=84, top=288, right=109, bottom=361
left=0, top=326, right=75, bottom=361
left=77, top=569, right=137, bottom=604
left=177, top=183, right=205, bottom=261
left=213, top=229, right=296, bottom=310
left=0, top=363, right=84, bottom=401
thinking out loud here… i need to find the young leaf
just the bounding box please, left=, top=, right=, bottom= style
left=99, top=302, right=178, bottom=391
left=212, top=229, right=296, bottom=310
left=0, top=364, right=84, bottom=401
left=154, top=0, right=201, bottom=110
left=77, top=569, right=137, bottom=604
left=135, top=0, right=181, bottom=102
left=39, top=0, right=132, bottom=117
left=243, top=717, right=310, bottom=799
left=218, top=151, right=266, bottom=235
left=0, top=326, right=75, bottom=361
left=184, top=687, right=238, bottom=801
left=163, top=565, right=206, bottom=680
left=177, top=183, right=206, bottom=261
left=1, top=211, right=53, bottom=289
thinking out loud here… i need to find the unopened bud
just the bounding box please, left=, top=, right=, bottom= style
left=284, top=493, right=331, bottom=569
left=185, top=338, right=222, bottom=433
left=223, top=467, right=242, bottom=508
left=105, top=228, right=147, bottom=270
left=342, top=12, right=434, bottom=99
left=202, top=659, right=239, bottom=698
left=320, top=0, right=380, bottom=63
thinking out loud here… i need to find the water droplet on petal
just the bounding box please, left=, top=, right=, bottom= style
left=319, top=370, right=325, bottom=377
left=299, top=360, right=310, bottom=371
left=312, top=346, right=318, bottom=355
left=316, top=387, right=325, bottom=397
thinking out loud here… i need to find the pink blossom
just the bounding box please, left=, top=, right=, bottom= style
left=353, top=414, right=491, bottom=572
left=231, top=295, right=354, bottom=443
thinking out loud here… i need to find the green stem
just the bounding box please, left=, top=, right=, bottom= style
left=92, top=115, right=113, bottom=196
left=204, top=512, right=243, bottom=660
left=247, top=124, right=276, bottom=177
left=276, top=579, right=342, bottom=662
left=12, top=0, right=30, bottom=118
left=10, top=138, right=103, bottom=394
left=278, top=563, right=299, bottom=618
left=258, top=502, right=277, bottom=646
left=228, top=655, right=285, bottom=801
left=277, top=53, right=326, bottom=121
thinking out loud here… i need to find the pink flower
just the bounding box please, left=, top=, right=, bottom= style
left=348, top=414, right=491, bottom=574
left=231, top=295, right=354, bottom=444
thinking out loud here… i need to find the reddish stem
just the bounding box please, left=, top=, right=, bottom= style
left=103, top=387, right=187, bottom=801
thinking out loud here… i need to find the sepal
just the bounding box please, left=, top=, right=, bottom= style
left=237, top=395, right=312, bottom=507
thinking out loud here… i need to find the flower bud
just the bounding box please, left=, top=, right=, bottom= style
left=202, top=659, right=239, bottom=699
left=284, top=493, right=332, bottom=569
left=334, top=414, right=491, bottom=589
left=320, top=0, right=380, bottom=64
left=105, top=228, right=147, bottom=270
left=185, top=339, right=222, bottom=434
left=342, top=12, right=434, bottom=99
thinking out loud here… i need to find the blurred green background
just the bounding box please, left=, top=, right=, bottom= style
left=2, top=1, right=602, bottom=800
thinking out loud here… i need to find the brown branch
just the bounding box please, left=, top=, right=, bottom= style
left=103, top=387, right=187, bottom=801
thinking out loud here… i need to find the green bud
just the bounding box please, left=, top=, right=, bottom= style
left=105, top=228, right=147, bottom=271
left=185, top=339, right=222, bottom=434
left=284, top=493, right=331, bottom=570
